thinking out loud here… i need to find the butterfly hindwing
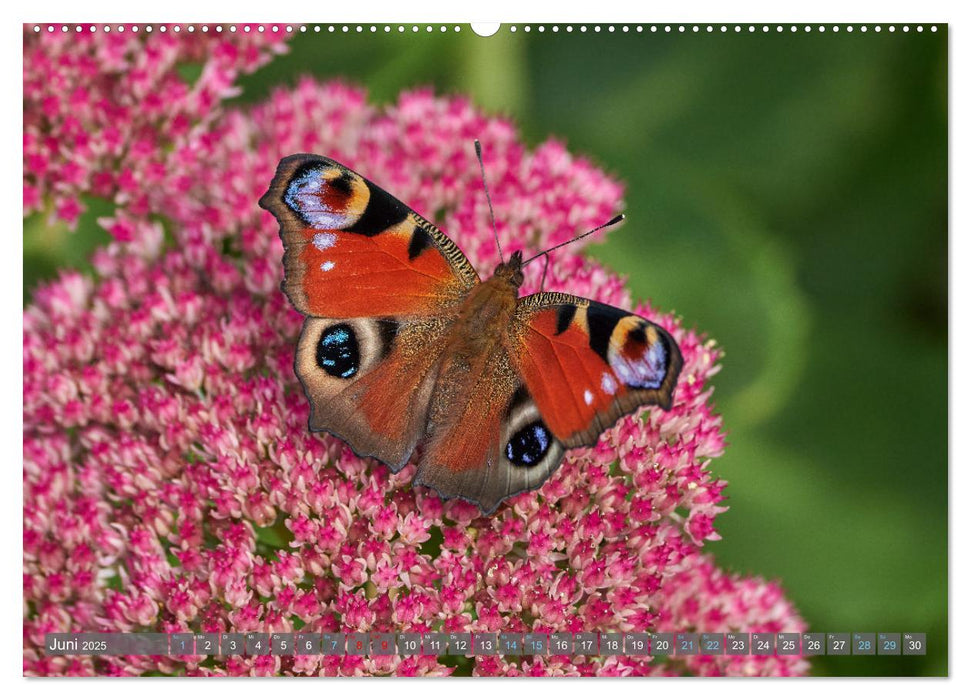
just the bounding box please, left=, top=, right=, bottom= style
left=260, top=154, right=479, bottom=318
left=295, top=314, right=456, bottom=470
left=414, top=344, right=565, bottom=514
left=510, top=292, right=683, bottom=447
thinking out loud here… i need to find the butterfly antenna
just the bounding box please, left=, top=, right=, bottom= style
left=522, top=214, right=626, bottom=266
left=475, top=139, right=504, bottom=262
left=539, top=252, right=551, bottom=292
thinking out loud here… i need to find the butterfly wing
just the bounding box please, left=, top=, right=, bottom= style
left=510, top=292, right=683, bottom=448
left=259, top=153, right=479, bottom=318
left=414, top=292, right=682, bottom=512
left=413, top=344, right=566, bottom=514
left=294, top=314, right=455, bottom=470
left=261, top=154, right=479, bottom=468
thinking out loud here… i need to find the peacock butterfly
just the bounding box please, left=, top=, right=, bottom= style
left=259, top=145, right=683, bottom=513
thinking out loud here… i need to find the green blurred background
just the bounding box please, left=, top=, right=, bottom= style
left=24, top=25, right=948, bottom=676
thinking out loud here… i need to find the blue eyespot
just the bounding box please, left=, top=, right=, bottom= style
left=317, top=323, right=359, bottom=379
left=505, top=421, right=552, bottom=467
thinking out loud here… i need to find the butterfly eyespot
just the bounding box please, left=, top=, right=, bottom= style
left=316, top=323, right=360, bottom=379
left=284, top=165, right=358, bottom=229
left=612, top=328, right=669, bottom=389
left=505, top=420, right=553, bottom=467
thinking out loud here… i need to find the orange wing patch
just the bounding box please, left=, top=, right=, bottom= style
left=516, top=305, right=625, bottom=439
left=297, top=214, right=459, bottom=317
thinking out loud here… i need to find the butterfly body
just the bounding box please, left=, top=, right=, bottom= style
left=444, top=255, right=521, bottom=363
left=261, top=153, right=683, bottom=513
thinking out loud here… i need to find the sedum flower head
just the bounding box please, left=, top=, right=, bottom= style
left=23, top=23, right=287, bottom=227
left=23, top=29, right=807, bottom=677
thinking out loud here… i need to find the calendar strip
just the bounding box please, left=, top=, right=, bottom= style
left=43, top=632, right=926, bottom=657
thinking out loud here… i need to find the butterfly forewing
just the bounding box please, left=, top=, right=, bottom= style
left=260, top=153, right=479, bottom=319
left=510, top=292, right=683, bottom=448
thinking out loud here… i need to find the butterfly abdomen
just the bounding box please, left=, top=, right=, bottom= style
left=424, top=275, right=522, bottom=458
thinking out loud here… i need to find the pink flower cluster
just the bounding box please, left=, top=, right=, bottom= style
left=23, top=29, right=807, bottom=677
left=23, top=24, right=287, bottom=228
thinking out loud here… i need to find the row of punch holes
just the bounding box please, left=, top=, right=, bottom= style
left=32, top=24, right=940, bottom=35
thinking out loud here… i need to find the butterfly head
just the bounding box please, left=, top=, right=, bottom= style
left=492, top=250, right=525, bottom=289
